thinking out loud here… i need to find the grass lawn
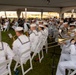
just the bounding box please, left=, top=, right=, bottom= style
left=2, top=29, right=61, bottom=75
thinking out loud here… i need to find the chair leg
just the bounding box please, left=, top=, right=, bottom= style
left=46, top=41, right=48, bottom=53
left=38, top=50, right=44, bottom=63
left=31, top=53, right=36, bottom=60
left=68, top=70, right=71, bottom=75
left=30, top=58, right=33, bottom=69
left=70, top=70, right=76, bottom=75
left=38, top=53, right=41, bottom=63
left=8, top=65, right=11, bottom=75
left=14, top=62, right=19, bottom=71
left=9, top=69, right=11, bottom=75
left=20, top=61, right=25, bottom=75
left=42, top=50, right=44, bottom=59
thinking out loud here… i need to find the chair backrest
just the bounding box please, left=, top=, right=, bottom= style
left=19, top=49, right=31, bottom=57
left=34, top=37, right=44, bottom=53
left=42, top=36, right=47, bottom=45
left=16, top=41, right=31, bottom=62
left=0, top=60, right=12, bottom=75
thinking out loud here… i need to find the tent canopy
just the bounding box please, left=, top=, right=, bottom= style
left=0, top=0, right=76, bottom=13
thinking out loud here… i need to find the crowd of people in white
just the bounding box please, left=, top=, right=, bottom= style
left=1, top=17, right=76, bottom=75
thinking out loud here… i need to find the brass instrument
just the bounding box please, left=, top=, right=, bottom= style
left=58, top=37, right=72, bottom=43
left=8, top=33, right=17, bottom=42
left=24, top=32, right=29, bottom=36
left=43, top=38, right=70, bottom=49
left=12, top=35, right=17, bottom=41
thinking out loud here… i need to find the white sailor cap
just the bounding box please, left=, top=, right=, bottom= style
left=70, top=23, right=76, bottom=26
left=39, top=21, right=43, bottom=23
left=63, top=22, right=68, bottom=25
left=15, top=27, right=23, bottom=31
left=36, top=21, right=39, bottom=25
left=32, top=20, right=35, bottom=22
left=74, top=22, right=76, bottom=25
left=44, top=22, right=48, bottom=25
left=30, top=24, right=36, bottom=27
left=73, top=29, right=76, bottom=32
left=60, top=20, right=63, bottom=23
left=39, top=24, right=44, bottom=28
left=39, top=20, right=43, bottom=22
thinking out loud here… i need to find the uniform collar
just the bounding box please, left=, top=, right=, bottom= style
left=18, top=35, right=30, bottom=45
left=33, top=30, right=38, bottom=36
left=18, top=34, right=23, bottom=38
left=33, top=30, right=37, bottom=33
left=0, top=42, right=4, bottom=50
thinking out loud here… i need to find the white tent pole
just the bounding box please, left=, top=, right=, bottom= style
left=0, top=24, right=1, bottom=42
left=5, top=11, right=7, bottom=18
left=25, top=8, right=27, bottom=20
left=41, top=9, right=43, bottom=20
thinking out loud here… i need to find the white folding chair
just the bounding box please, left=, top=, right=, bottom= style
left=0, top=60, right=12, bottom=75
left=32, top=39, right=44, bottom=63
left=68, top=69, right=76, bottom=75
left=43, top=36, right=48, bottom=53
left=14, top=49, right=33, bottom=75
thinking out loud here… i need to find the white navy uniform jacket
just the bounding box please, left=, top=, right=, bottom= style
left=13, top=35, right=30, bottom=63
left=70, top=44, right=76, bottom=62
left=12, top=22, right=18, bottom=29
left=56, top=43, right=76, bottom=75
left=30, top=30, right=39, bottom=52
left=24, top=23, right=29, bottom=32
left=61, top=40, right=71, bottom=54
left=0, top=42, right=14, bottom=74
left=3, top=21, right=9, bottom=29
left=44, top=28, right=48, bottom=37
left=41, top=30, right=47, bottom=45
left=38, top=30, right=44, bottom=41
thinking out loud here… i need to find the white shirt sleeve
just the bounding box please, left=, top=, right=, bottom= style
left=30, top=33, right=35, bottom=43
left=12, top=41, right=19, bottom=55
left=70, top=44, right=76, bottom=55
left=6, top=43, right=14, bottom=60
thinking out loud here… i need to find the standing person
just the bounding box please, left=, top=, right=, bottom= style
left=24, top=20, right=29, bottom=33
left=3, top=19, right=9, bottom=31
left=12, top=19, right=18, bottom=30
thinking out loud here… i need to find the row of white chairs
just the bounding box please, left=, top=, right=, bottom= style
left=1, top=34, right=48, bottom=75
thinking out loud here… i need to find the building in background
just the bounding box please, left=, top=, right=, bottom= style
left=0, top=11, right=76, bottom=19
left=0, top=11, right=59, bottom=18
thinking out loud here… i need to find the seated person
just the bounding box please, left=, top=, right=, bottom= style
left=0, top=42, right=14, bottom=74
left=56, top=36, right=76, bottom=75
left=29, top=24, right=39, bottom=52
left=12, top=27, right=30, bottom=64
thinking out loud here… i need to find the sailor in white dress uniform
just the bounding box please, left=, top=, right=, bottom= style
left=29, top=24, right=39, bottom=52
left=43, top=22, right=49, bottom=37
left=0, top=42, right=14, bottom=75
left=56, top=36, right=76, bottom=75
left=13, top=27, right=30, bottom=64
left=59, top=23, right=76, bottom=62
